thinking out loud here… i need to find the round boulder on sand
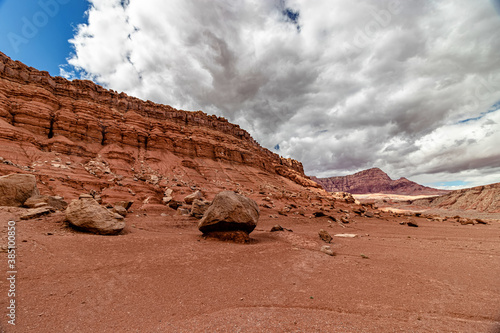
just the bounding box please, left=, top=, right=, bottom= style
left=198, top=191, right=259, bottom=234
left=0, top=173, right=39, bottom=207
left=65, top=197, right=125, bottom=235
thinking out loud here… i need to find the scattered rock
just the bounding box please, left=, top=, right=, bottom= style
left=364, top=211, right=374, bottom=218
left=168, top=201, right=181, bottom=210
left=340, top=216, right=350, bottom=224
left=198, top=191, right=259, bottom=235
left=65, top=197, right=125, bottom=235
left=320, top=245, right=335, bottom=256
left=352, top=207, right=366, bottom=216
left=184, top=190, right=203, bottom=204
left=330, top=192, right=357, bottom=204
left=112, top=205, right=128, bottom=217
left=191, top=198, right=211, bottom=219
left=162, top=188, right=173, bottom=204
left=0, top=173, right=40, bottom=207
left=334, top=233, right=357, bottom=238
left=177, top=207, right=191, bottom=216
left=407, top=221, right=419, bottom=227
left=313, top=211, right=326, bottom=217
left=113, top=200, right=134, bottom=211
left=475, top=219, right=488, bottom=225
left=24, top=195, right=68, bottom=211
left=459, top=218, right=475, bottom=225
left=270, top=224, right=284, bottom=232
left=20, top=207, right=52, bottom=220
left=318, top=229, right=332, bottom=243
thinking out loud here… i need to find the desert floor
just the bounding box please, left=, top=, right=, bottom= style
left=1, top=205, right=500, bottom=333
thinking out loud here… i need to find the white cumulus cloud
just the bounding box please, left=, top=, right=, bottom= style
left=64, top=0, right=500, bottom=189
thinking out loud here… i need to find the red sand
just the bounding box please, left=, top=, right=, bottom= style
left=1, top=205, right=499, bottom=333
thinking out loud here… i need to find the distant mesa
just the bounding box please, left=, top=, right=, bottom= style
left=311, top=168, right=450, bottom=196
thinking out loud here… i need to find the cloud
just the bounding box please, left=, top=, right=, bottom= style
left=64, top=0, right=500, bottom=188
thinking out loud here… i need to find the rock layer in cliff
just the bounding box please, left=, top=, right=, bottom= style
left=0, top=52, right=323, bottom=208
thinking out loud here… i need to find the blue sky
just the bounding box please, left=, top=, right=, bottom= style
left=0, top=0, right=89, bottom=75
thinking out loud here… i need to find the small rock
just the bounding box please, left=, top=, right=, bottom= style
left=365, top=211, right=374, bottom=218
left=177, top=207, right=191, bottom=216
left=24, top=195, right=68, bottom=211
left=168, top=201, right=181, bottom=210
left=407, top=221, right=419, bottom=227
left=190, top=199, right=211, bottom=219
left=162, top=196, right=173, bottom=204
left=313, top=211, right=326, bottom=217
left=318, top=229, right=332, bottom=243
left=270, top=224, right=284, bottom=232
left=112, top=206, right=128, bottom=217
left=459, top=218, right=474, bottom=225
left=184, top=190, right=203, bottom=204
left=113, top=201, right=134, bottom=211
left=20, top=207, right=52, bottom=220
left=320, top=245, right=335, bottom=256
left=334, top=233, right=357, bottom=238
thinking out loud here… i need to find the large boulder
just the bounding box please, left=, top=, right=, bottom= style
left=65, top=197, right=125, bottom=235
left=0, top=173, right=39, bottom=207
left=198, top=191, right=259, bottom=234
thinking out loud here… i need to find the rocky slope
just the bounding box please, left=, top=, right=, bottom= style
left=311, top=168, right=449, bottom=195
left=0, top=52, right=323, bottom=209
left=411, top=182, right=500, bottom=213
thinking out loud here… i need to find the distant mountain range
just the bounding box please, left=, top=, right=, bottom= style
left=311, top=168, right=450, bottom=195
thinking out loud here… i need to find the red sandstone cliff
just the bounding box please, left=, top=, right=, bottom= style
left=311, top=168, right=449, bottom=195
left=0, top=52, right=322, bottom=207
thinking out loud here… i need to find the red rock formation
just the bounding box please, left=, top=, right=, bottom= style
left=412, top=182, right=500, bottom=213
left=0, top=52, right=322, bottom=207
left=311, top=168, right=449, bottom=195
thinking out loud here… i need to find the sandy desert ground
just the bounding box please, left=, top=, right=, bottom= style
left=1, top=202, right=499, bottom=333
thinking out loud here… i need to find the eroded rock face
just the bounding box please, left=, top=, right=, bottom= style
left=412, top=183, right=500, bottom=213
left=0, top=51, right=320, bottom=205
left=312, top=168, right=449, bottom=195
left=0, top=173, right=39, bottom=207
left=65, top=197, right=125, bottom=235
left=198, top=191, right=259, bottom=234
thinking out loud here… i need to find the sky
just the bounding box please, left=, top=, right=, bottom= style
left=1, top=0, right=500, bottom=190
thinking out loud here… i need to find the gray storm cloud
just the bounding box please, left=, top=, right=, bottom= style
left=63, top=0, right=500, bottom=188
